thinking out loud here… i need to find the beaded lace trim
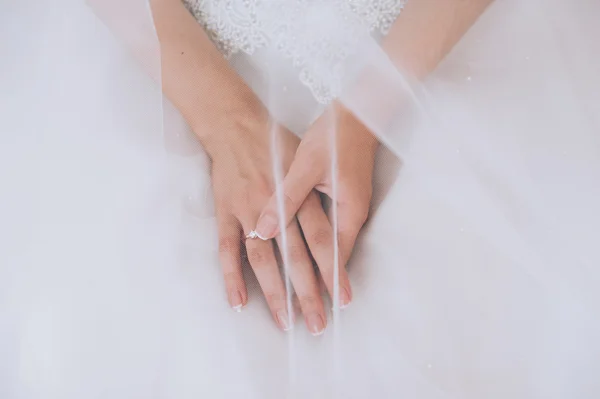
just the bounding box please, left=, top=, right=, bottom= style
left=183, top=0, right=406, bottom=103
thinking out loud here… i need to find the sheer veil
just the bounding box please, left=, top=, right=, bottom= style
left=1, top=0, right=599, bottom=397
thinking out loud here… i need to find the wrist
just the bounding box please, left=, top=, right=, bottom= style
left=191, top=83, right=270, bottom=157
left=195, top=99, right=270, bottom=160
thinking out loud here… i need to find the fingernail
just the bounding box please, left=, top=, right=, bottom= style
left=306, top=313, right=325, bottom=336
left=340, top=287, right=352, bottom=309
left=256, top=213, right=278, bottom=239
left=276, top=309, right=292, bottom=331
left=229, top=290, right=243, bottom=312
left=332, top=287, right=352, bottom=310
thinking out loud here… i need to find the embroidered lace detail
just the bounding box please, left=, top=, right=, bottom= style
left=182, top=0, right=406, bottom=103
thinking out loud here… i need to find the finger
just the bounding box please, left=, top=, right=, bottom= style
left=297, top=192, right=352, bottom=309
left=255, top=153, right=322, bottom=240
left=276, top=221, right=326, bottom=336
left=244, top=237, right=293, bottom=332
left=217, top=214, right=247, bottom=311
left=337, top=200, right=369, bottom=267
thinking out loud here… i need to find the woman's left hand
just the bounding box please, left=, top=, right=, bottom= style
left=255, top=103, right=379, bottom=308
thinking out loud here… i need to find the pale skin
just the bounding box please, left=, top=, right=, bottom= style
left=147, top=0, right=493, bottom=334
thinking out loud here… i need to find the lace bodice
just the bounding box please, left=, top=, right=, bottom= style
left=183, top=0, right=406, bottom=103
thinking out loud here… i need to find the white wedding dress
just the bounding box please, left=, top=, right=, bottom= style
left=1, top=1, right=600, bottom=398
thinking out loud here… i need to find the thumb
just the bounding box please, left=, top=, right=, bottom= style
left=337, top=201, right=370, bottom=266
left=256, top=157, right=320, bottom=239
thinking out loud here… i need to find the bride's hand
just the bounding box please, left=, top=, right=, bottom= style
left=206, top=101, right=333, bottom=335
left=150, top=0, right=329, bottom=334
left=256, top=103, right=379, bottom=307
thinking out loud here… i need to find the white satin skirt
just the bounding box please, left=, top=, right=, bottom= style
left=1, top=1, right=599, bottom=398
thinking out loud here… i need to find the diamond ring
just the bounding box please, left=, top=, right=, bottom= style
left=245, top=230, right=266, bottom=240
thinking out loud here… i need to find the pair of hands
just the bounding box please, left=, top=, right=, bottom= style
left=198, top=84, right=377, bottom=336
left=151, top=0, right=489, bottom=335
left=149, top=0, right=377, bottom=335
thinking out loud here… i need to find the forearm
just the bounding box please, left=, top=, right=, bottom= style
left=338, top=0, right=492, bottom=138
left=150, top=0, right=265, bottom=146
left=384, top=0, right=493, bottom=78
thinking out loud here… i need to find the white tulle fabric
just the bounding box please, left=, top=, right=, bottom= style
left=1, top=0, right=600, bottom=398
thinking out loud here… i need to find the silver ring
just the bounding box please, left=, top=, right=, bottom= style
left=245, top=230, right=266, bottom=240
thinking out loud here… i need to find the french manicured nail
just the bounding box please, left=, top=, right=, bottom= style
left=256, top=213, right=278, bottom=239
left=307, top=313, right=325, bottom=336
left=229, top=290, right=243, bottom=312
left=340, top=287, right=352, bottom=309
left=277, top=309, right=292, bottom=331
left=332, top=287, right=352, bottom=310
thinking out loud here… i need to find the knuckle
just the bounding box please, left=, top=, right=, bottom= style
left=233, top=184, right=269, bottom=214
left=247, top=245, right=267, bottom=266
left=310, top=227, right=332, bottom=246
left=298, top=295, right=321, bottom=309
left=219, top=236, right=240, bottom=254
left=288, top=244, right=307, bottom=264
